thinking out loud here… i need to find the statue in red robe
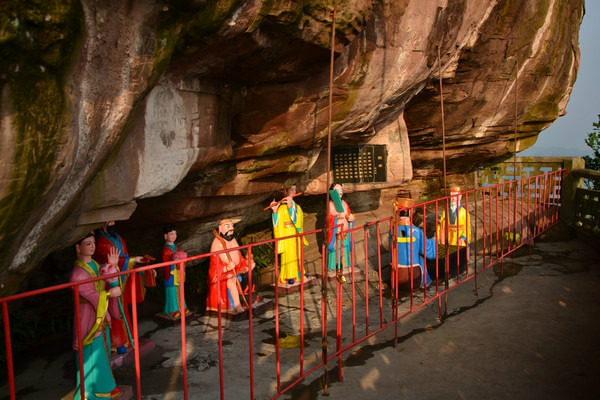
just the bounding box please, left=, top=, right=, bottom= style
left=94, top=220, right=148, bottom=354
left=207, top=219, right=255, bottom=314
left=161, top=225, right=190, bottom=319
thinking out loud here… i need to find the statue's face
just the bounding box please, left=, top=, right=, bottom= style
left=287, top=185, right=297, bottom=196
left=76, top=236, right=96, bottom=258
left=450, top=191, right=462, bottom=209
left=164, top=230, right=177, bottom=243
left=219, top=222, right=234, bottom=236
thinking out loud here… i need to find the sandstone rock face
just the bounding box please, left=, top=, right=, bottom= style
left=0, top=0, right=583, bottom=294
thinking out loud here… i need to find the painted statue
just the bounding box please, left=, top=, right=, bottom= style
left=94, top=220, right=148, bottom=354
left=70, top=232, right=121, bottom=400
left=326, top=183, right=355, bottom=272
left=207, top=219, right=255, bottom=313
left=269, top=184, right=309, bottom=285
left=437, top=186, right=471, bottom=278
left=161, top=225, right=190, bottom=319
left=391, top=197, right=434, bottom=288
left=437, top=186, right=471, bottom=247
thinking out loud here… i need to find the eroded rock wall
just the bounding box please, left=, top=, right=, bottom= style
left=0, top=0, right=583, bottom=294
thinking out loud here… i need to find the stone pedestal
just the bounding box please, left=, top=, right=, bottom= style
left=153, top=311, right=195, bottom=326
left=206, top=297, right=274, bottom=321
left=271, top=276, right=317, bottom=293
left=110, top=337, right=156, bottom=369
left=316, top=268, right=364, bottom=283
left=62, top=385, right=133, bottom=400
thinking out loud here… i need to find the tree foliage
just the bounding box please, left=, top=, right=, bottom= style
left=582, top=114, right=600, bottom=189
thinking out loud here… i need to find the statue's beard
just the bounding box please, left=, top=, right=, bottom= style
left=220, top=231, right=235, bottom=241
left=106, top=227, right=119, bottom=240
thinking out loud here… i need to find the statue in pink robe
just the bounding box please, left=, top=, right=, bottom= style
left=70, top=232, right=122, bottom=400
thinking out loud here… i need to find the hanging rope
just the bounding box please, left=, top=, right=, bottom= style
left=512, top=57, right=519, bottom=252
left=438, top=43, right=448, bottom=196
left=322, top=6, right=336, bottom=396
left=325, top=10, right=336, bottom=218
left=513, top=58, right=518, bottom=181
left=437, top=42, right=451, bottom=317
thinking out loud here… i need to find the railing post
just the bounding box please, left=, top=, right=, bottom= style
left=560, top=157, right=585, bottom=227
left=2, top=302, right=15, bottom=400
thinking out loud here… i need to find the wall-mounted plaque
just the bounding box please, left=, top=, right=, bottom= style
left=332, top=145, right=387, bottom=183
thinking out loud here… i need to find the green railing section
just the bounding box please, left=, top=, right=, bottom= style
left=478, top=156, right=570, bottom=185
left=479, top=156, right=599, bottom=238
left=571, top=169, right=600, bottom=236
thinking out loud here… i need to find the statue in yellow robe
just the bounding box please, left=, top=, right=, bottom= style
left=437, top=186, right=471, bottom=247
left=437, top=186, right=471, bottom=279
left=270, top=184, right=309, bottom=284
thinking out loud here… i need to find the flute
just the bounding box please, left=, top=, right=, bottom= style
left=263, top=192, right=303, bottom=211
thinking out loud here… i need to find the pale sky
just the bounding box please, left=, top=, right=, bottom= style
left=520, top=1, right=599, bottom=157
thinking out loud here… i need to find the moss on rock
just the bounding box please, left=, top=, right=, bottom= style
left=0, top=0, right=82, bottom=270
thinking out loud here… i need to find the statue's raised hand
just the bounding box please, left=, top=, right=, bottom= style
left=107, top=246, right=121, bottom=266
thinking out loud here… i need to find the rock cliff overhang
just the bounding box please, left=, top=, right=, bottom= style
left=0, top=0, right=583, bottom=294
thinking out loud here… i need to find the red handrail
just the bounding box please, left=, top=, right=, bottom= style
left=0, top=171, right=565, bottom=400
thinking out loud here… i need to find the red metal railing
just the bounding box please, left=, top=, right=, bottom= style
left=0, top=170, right=564, bottom=399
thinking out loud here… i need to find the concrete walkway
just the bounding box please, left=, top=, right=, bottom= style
left=294, top=235, right=600, bottom=400
left=2, top=225, right=600, bottom=400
